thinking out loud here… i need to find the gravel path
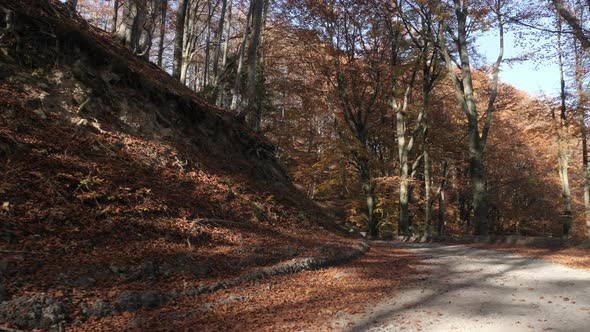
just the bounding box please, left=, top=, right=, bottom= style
left=340, top=242, right=590, bottom=332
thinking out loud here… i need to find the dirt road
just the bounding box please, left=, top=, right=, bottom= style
left=339, top=243, right=590, bottom=332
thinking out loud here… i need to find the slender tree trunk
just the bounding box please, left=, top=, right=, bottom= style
left=438, top=190, right=445, bottom=237
left=360, top=159, right=376, bottom=238
left=398, top=144, right=410, bottom=234
left=112, top=0, right=120, bottom=33
left=556, top=17, right=573, bottom=238
left=423, top=116, right=432, bottom=236
left=157, top=0, right=167, bottom=67
left=212, top=0, right=228, bottom=86
left=172, top=0, right=188, bottom=81
left=180, top=58, right=191, bottom=85
left=575, top=38, right=590, bottom=237
left=203, top=0, right=213, bottom=88
left=436, top=161, right=449, bottom=236
left=216, top=0, right=232, bottom=106
left=240, top=0, right=264, bottom=121
left=230, top=1, right=253, bottom=111
left=248, top=0, right=269, bottom=131
left=582, top=110, right=590, bottom=237
left=422, top=61, right=433, bottom=236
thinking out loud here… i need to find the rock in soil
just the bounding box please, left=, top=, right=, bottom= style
left=0, top=293, right=67, bottom=329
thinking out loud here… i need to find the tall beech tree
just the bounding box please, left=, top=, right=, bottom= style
left=437, top=0, right=505, bottom=235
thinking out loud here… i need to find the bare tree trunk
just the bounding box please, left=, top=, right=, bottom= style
left=392, top=60, right=418, bottom=235
left=112, top=0, right=120, bottom=33
left=438, top=0, right=504, bottom=235
left=216, top=0, right=232, bottom=106
left=360, top=159, right=376, bottom=238
left=436, top=161, right=450, bottom=236
left=239, top=0, right=264, bottom=121
left=172, top=0, right=188, bottom=81
left=574, top=27, right=590, bottom=237
left=556, top=18, right=573, bottom=238
left=115, top=1, right=138, bottom=48
left=157, top=0, right=168, bottom=68
left=423, top=100, right=432, bottom=237
left=212, top=0, right=228, bottom=86
left=230, top=1, right=253, bottom=111
left=247, top=0, right=269, bottom=131
left=203, top=0, right=214, bottom=88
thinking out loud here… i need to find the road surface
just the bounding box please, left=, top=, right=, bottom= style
left=338, top=242, right=590, bottom=332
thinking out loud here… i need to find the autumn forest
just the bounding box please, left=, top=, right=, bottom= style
left=71, top=0, right=590, bottom=239
left=3, top=0, right=590, bottom=330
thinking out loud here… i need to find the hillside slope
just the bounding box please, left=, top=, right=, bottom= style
left=0, top=0, right=362, bottom=329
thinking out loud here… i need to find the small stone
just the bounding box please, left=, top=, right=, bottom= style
left=110, top=265, right=128, bottom=275
left=128, top=316, right=147, bottom=329
left=0, top=293, right=67, bottom=329
left=218, top=295, right=245, bottom=306
left=74, top=276, right=96, bottom=288
left=0, top=260, right=8, bottom=274
left=115, top=291, right=167, bottom=312
left=87, top=300, right=116, bottom=318
left=115, top=291, right=141, bottom=312
left=139, top=291, right=164, bottom=309
left=283, top=246, right=298, bottom=257
left=25, top=98, right=42, bottom=110
left=0, top=283, right=6, bottom=302
left=193, top=264, right=211, bottom=277
left=32, top=109, right=47, bottom=119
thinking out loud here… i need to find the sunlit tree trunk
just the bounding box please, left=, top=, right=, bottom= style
left=555, top=17, right=573, bottom=238
left=172, top=0, right=188, bottom=81
left=359, top=158, right=376, bottom=237
left=572, top=5, right=590, bottom=238
left=438, top=0, right=504, bottom=235
left=116, top=1, right=139, bottom=49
